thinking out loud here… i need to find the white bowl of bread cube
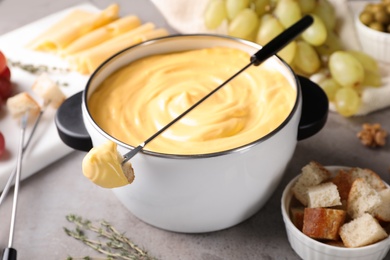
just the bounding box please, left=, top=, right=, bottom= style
left=281, top=161, right=390, bottom=260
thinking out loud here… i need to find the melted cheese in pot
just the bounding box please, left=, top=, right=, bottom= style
left=88, top=47, right=297, bottom=155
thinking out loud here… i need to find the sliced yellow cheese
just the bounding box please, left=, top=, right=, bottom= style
left=136, top=28, right=169, bottom=42
left=102, top=22, right=155, bottom=46
left=27, top=4, right=119, bottom=52
left=83, top=28, right=169, bottom=74
left=68, top=23, right=169, bottom=74
left=60, top=15, right=141, bottom=57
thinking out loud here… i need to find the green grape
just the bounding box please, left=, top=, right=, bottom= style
left=204, top=0, right=228, bottom=29
left=313, top=0, right=336, bottom=31
left=346, top=50, right=379, bottom=73
left=309, top=69, right=328, bottom=84
left=298, top=0, right=316, bottom=14
left=259, top=12, right=274, bottom=24
left=277, top=40, right=296, bottom=64
left=255, top=14, right=295, bottom=62
left=315, top=29, right=343, bottom=56
left=318, top=77, right=342, bottom=102
left=256, top=14, right=284, bottom=45
left=252, top=0, right=271, bottom=17
left=334, top=88, right=361, bottom=117
left=301, top=14, right=327, bottom=46
left=363, top=69, right=382, bottom=87
left=273, top=0, right=302, bottom=28
left=346, top=50, right=382, bottom=87
left=226, top=0, right=251, bottom=20
left=292, top=40, right=321, bottom=75
left=228, top=8, right=259, bottom=40
left=269, top=0, right=280, bottom=8
left=329, top=51, right=365, bottom=89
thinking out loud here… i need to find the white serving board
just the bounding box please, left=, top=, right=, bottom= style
left=0, top=3, right=101, bottom=191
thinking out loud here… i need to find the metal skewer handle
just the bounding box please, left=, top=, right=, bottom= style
left=0, top=109, right=45, bottom=208
left=2, top=112, right=29, bottom=260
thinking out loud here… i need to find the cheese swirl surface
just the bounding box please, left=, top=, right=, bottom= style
left=88, top=47, right=296, bottom=155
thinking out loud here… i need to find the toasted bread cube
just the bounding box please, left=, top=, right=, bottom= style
left=347, top=178, right=382, bottom=219
left=307, top=182, right=342, bottom=208
left=6, top=92, right=41, bottom=119
left=292, top=161, right=331, bottom=206
left=119, top=151, right=135, bottom=184
left=303, top=207, right=346, bottom=240
left=32, top=73, right=65, bottom=108
left=372, top=189, right=390, bottom=222
left=290, top=207, right=305, bottom=231
left=339, top=213, right=388, bottom=248
left=331, top=169, right=353, bottom=202
left=349, top=167, right=387, bottom=192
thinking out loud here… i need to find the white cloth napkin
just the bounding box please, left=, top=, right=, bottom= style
left=151, top=0, right=390, bottom=116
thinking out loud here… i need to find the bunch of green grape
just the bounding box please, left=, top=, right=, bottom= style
left=203, top=0, right=382, bottom=117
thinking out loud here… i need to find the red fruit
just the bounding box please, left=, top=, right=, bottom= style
left=0, top=66, right=11, bottom=81
left=0, top=51, right=6, bottom=73
left=0, top=78, right=13, bottom=100
left=0, top=132, right=5, bottom=158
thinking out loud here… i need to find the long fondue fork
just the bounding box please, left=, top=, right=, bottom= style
left=0, top=107, right=45, bottom=208
left=122, top=15, right=314, bottom=164
left=2, top=112, right=29, bottom=260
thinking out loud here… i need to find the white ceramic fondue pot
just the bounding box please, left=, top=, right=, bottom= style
left=56, top=34, right=328, bottom=233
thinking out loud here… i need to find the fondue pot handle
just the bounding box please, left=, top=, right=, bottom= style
left=55, top=91, right=92, bottom=152
left=297, top=75, right=328, bottom=140
left=55, top=76, right=328, bottom=152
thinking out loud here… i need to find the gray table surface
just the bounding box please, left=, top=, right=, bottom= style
left=0, top=0, right=389, bottom=259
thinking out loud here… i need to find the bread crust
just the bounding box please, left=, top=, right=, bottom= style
left=303, top=207, right=346, bottom=241
left=290, top=207, right=305, bottom=231
left=331, top=169, right=353, bottom=202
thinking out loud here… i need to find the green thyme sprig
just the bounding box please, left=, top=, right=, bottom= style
left=8, top=59, right=71, bottom=74
left=7, top=59, right=70, bottom=86
left=64, top=214, right=156, bottom=260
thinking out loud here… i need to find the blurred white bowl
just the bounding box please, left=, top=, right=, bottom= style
left=281, top=166, right=390, bottom=260
left=355, top=13, right=390, bottom=64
